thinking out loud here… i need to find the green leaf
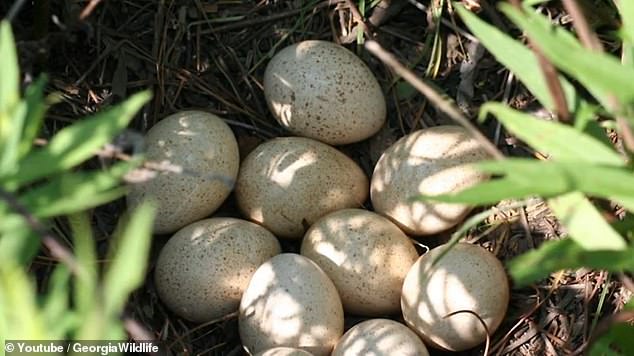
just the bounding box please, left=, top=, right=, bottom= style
left=19, top=160, right=138, bottom=218
left=616, top=0, right=634, bottom=47
left=67, top=212, right=97, bottom=316
left=19, top=75, right=49, bottom=159
left=457, top=5, right=586, bottom=114
left=481, top=103, right=624, bottom=165
left=417, top=159, right=634, bottom=207
left=1, top=91, right=151, bottom=188
left=0, top=262, right=47, bottom=339
left=548, top=192, right=626, bottom=250
left=500, top=3, right=634, bottom=110
left=102, top=202, right=155, bottom=317
left=508, top=238, right=634, bottom=286
left=41, top=265, right=75, bottom=338
left=590, top=320, right=634, bottom=356
left=0, top=20, right=19, bottom=120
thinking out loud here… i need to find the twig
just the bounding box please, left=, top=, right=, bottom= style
left=0, top=188, right=79, bottom=273
left=79, top=0, right=104, bottom=21
left=5, top=0, right=28, bottom=21
left=364, top=40, right=504, bottom=160
left=561, top=0, right=603, bottom=52
left=509, top=0, right=570, bottom=122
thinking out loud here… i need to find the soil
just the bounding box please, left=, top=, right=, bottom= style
left=4, top=0, right=631, bottom=355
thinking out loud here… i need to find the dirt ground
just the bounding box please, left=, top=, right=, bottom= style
left=5, top=0, right=631, bottom=355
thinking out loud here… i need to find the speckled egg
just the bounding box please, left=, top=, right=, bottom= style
left=371, top=125, right=489, bottom=235
left=254, top=347, right=315, bottom=356
left=127, top=110, right=239, bottom=234
left=332, top=319, right=429, bottom=356
left=263, top=40, right=386, bottom=145
left=300, top=209, right=418, bottom=316
left=239, top=253, right=344, bottom=356
left=401, top=243, right=509, bottom=351
left=235, top=137, right=369, bottom=239
left=154, top=218, right=281, bottom=323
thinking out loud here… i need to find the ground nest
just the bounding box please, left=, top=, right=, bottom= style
left=5, top=0, right=631, bottom=355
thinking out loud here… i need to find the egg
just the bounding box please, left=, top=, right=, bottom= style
left=236, top=137, right=369, bottom=239
left=254, top=347, right=315, bottom=356
left=154, top=218, right=281, bottom=323
left=332, top=319, right=429, bottom=356
left=370, top=125, right=489, bottom=235
left=401, top=243, right=510, bottom=351
left=127, top=110, right=239, bottom=234
left=300, top=209, right=418, bottom=316
left=239, top=253, right=344, bottom=356
left=263, top=40, right=386, bottom=145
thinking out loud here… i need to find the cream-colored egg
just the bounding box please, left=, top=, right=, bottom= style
left=127, top=110, right=239, bottom=234
left=332, top=319, right=429, bottom=356
left=264, top=40, right=386, bottom=145
left=401, top=243, right=509, bottom=351
left=154, top=218, right=281, bottom=323
left=239, top=253, right=344, bottom=356
left=236, top=137, right=368, bottom=239
left=300, top=209, right=418, bottom=316
left=371, top=125, right=489, bottom=235
left=254, top=347, right=315, bottom=356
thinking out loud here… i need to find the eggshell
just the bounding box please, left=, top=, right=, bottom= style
left=332, top=319, right=429, bottom=356
left=264, top=40, right=386, bottom=145
left=371, top=125, right=489, bottom=235
left=254, top=347, right=314, bottom=356
left=300, top=209, right=418, bottom=316
left=127, top=110, right=239, bottom=234
left=401, top=243, right=510, bottom=351
left=154, top=218, right=281, bottom=323
left=239, top=253, right=344, bottom=356
left=235, top=137, right=369, bottom=239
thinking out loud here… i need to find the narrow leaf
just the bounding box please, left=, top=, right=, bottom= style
left=102, top=202, right=155, bottom=316
left=548, top=192, right=626, bottom=250
left=67, top=212, right=97, bottom=316
left=508, top=238, right=634, bottom=286
left=457, top=5, right=584, bottom=114
left=500, top=3, right=634, bottom=109
left=19, top=75, right=49, bottom=158
left=481, top=103, right=624, bottom=166
left=2, top=91, right=150, bottom=187
left=19, top=161, right=137, bottom=218
left=0, top=21, right=19, bottom=116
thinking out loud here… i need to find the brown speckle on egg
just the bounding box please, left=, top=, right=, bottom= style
left=235, top=137, right=369, bottom=239
left=300, top=209, right=418, bottom=316
left=127, top=110, right=240, bottom=234
left=264, top=40, right=386, bottom=145
left=154, top=218, right=281, bottom=323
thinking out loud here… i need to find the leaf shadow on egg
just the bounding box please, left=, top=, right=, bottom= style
left=370, top=126, right=492, bottom=237
left=127, top=111, right=240, bottom=234
left=235, top=137, right=369, bottom=239
left=400, top=243, right=510, bottom=352
left=239, top=254, right=344, bottom=356
left=154, top=218, right=281, bottom=323
left=332, top=319, right=429, bottom=356
left=300, top=209, right=419, bottom=317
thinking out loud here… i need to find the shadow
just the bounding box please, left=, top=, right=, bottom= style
left=263, top=40, right=386, bottom=145
left=370, top=126, right=491, bottom=236
left=127, top=111, right=240, bottom=234
left=154, top=217, right=281, bottom=323
left=236, top=137, right=369, bottom=239
left=401, top=243, right=510, bottom=352
left=239, top=253, right=344, bottom=356
left=300, top=209, right=419, bottom=316
left=332, top=318, right=430, bottom=356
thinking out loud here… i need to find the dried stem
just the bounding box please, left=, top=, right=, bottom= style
left=364, top=40, right=504, bottom=160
